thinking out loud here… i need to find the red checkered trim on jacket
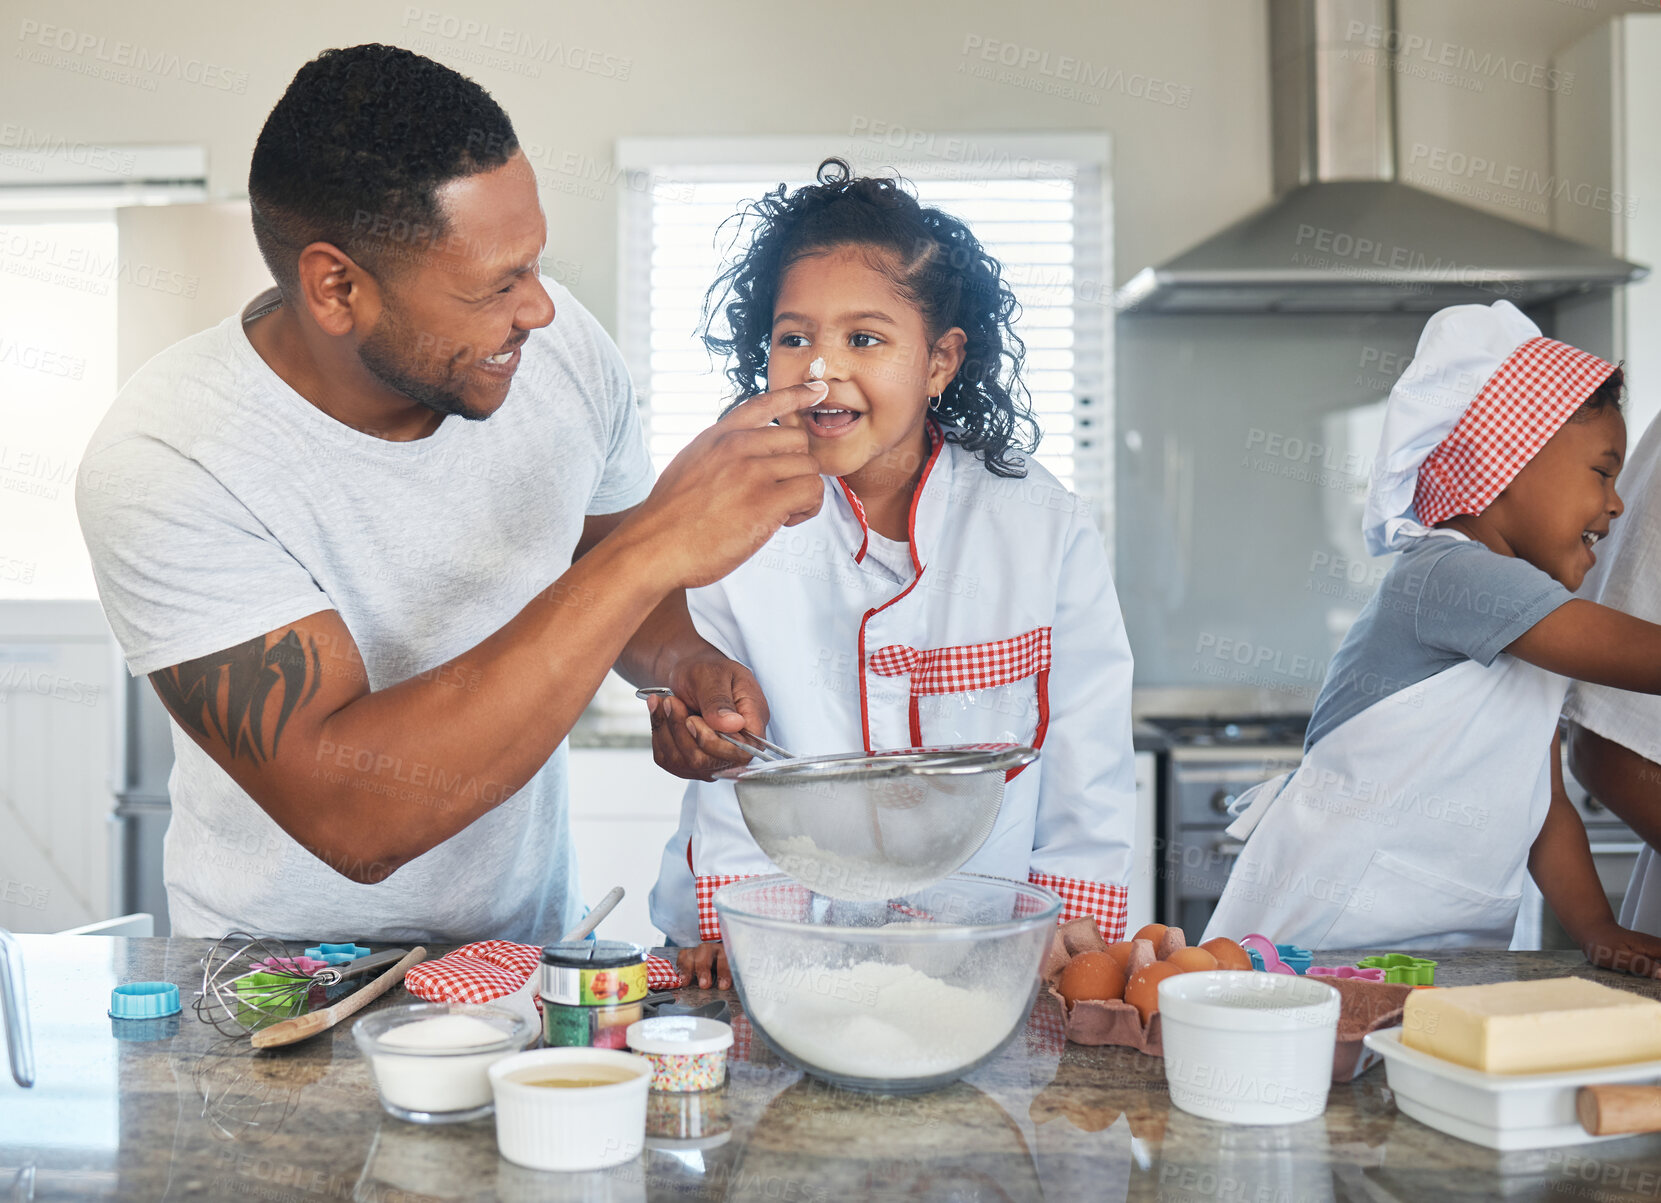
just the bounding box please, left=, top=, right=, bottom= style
left=1415, top=336, right=1616, bottom=529
left=694, top=873, right=755, bottom=943
left=869, top=627, right=1052, bottom=696
left=1028, top=871, right=1128, bottom=940
left=403, top=939, right=683, bottom=1005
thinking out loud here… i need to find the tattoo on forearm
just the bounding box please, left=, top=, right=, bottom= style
left=150, top=630, right=322, bottom=762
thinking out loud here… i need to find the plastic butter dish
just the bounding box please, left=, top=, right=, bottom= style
left=1363, top=1027, right=1661, bottom=1150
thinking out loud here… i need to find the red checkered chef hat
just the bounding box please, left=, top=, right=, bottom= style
left=1362, top=300, right=1616, bottom=555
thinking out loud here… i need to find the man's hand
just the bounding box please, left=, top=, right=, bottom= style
left=1582, top=922, right=1661, bottom=979
left=676, top=941, right=732, bottom=990
left=647, top=655, right=770, bottom=781
left=621, top=382, right=829, bottom=591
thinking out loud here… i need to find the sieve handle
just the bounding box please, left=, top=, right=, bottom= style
left=716, top=728, right=795, bottom=763
left=637, top=687, right=794, bottom=761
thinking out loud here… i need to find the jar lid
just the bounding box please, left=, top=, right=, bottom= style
left=626, top=1015, right=733, bottom=1056
left=541, top=940, right=644, bottom=969
left=109, top=981, right=181, bottom=1020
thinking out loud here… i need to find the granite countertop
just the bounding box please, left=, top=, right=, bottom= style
left=5, top=937, right=1661, bottom=1201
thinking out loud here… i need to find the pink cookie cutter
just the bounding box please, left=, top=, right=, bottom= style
left=1239, top=934, right=1298, bottom=975
left=1307, top=965, right=1386, bottom=982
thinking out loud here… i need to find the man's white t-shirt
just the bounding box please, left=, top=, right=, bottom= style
left=76, top=281, right=654, bottom=942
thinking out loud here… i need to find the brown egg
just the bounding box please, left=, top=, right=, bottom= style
left=1123, top=962, right=1186, bottom=1023
left=1133, top=923, right=1168, bottom=946
left=1200, top=937, right=1254, bottom=972
left=1165, top=947, right=1219, bottom=973
left=1103, top=941, right=1135, bottom=972
left=1057, top=951, right=1126, bottom=1006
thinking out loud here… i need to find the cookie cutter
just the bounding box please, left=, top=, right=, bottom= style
left=1307, top=965, right=1386, bottom=982
left=1355, top=953, right=1437, bottom=985
left=1239, top=934, right=1311, bottom=975
left=303, top=943, right=370, bottom=965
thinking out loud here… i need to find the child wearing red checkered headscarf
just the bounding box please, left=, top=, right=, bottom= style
left=1207, top=299, right=1661, bottom=977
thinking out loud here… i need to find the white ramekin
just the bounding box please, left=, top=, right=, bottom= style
left=489, top=1047, right=651, bottom=1171
left=1158, top=970, right=1340, bottom=1126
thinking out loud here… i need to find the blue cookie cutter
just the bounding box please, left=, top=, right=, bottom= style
left=303, top=943, right=370, bottom=965
left=1244, top=942, right=1313, bottom=975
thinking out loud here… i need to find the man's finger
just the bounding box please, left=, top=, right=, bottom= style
left=729, top=672, right=771, bottom=734
left=691, top=680, right=744, bottom=730
left=724, top=380, right=830, bottom=429
left=687, top=714, right=752, bottom=763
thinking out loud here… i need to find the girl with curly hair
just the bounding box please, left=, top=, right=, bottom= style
left=648, top=160, right=1138, bottom=987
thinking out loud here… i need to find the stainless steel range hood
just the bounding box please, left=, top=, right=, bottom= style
left=1117, top=0, right=1647, bottom=314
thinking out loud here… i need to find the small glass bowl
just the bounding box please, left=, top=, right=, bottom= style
left=353, top=1002, right=532, bottom=1124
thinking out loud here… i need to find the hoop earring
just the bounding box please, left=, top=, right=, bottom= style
left=928, top=394, right=943, bottom=412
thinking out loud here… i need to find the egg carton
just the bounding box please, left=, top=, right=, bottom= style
left=1041, top=918, right=1415, bottom=1080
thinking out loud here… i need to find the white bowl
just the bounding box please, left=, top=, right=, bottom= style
left=352, top=1002, right=533, bottom=1124
left=1363, top=1026, right=1661, bottom=1150
left=1158, top=970, right=1340, bottom=1126
left=489, top=1048, right=651, bottom=1171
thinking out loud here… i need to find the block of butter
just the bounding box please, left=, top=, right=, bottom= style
left=1402, top=978, right=1661, bottom=1074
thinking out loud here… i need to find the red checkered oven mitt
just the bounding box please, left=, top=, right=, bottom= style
left=403, top=939, right=683, bottom=1010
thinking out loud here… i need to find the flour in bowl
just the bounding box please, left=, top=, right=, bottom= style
left=746, top=960, right=1023, bottom=1080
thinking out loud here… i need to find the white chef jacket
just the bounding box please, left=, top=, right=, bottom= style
left=649, top=430, right=1138, bottom=945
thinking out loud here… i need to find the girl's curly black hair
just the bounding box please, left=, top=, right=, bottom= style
left=700, top=158, right=1039, bottom=478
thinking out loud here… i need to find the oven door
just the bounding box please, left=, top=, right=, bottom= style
left=1160, top=750, right=1301, bottom=931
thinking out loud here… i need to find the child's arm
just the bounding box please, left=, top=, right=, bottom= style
left=1509, top=600, right=1661, bottom=694
left=1567, top=722, right=1661, bottom=852
left=1530, top=730, right=1661, bottom=978
left=1026, top=504, right=1139, bottom=937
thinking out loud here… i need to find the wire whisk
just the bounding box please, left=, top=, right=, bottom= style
left=193, top=931, right=407, bottom=1038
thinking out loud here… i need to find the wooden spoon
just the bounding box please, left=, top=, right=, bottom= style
left=250, top=946, right=426, bottom=1049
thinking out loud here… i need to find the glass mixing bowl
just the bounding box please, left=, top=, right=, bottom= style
left=715, top=874, right=1060, bottom=1094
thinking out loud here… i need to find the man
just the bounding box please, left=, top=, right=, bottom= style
left=1566, top=409, right=1661, bottom=945
left=75, top=45, right=826, bottom=941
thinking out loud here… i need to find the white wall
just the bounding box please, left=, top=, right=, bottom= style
left=4, top=1, right=1644, bottom=334
left=4, top=0, right=1271, bottom=329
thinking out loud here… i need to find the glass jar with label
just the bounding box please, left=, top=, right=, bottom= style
left=539, top=941, right=648, bottom=1049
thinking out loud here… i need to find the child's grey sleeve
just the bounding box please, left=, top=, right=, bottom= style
left=1411, top=543, right=1575, bottom=665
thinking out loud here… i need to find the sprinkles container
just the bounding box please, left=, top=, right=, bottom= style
left=625, top=1016, right=733, bottom=1092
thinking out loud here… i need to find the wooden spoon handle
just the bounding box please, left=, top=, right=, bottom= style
left=1577, top=1085, right=1661, bottom=1135
left=251, top=946, right=426, bottom=1049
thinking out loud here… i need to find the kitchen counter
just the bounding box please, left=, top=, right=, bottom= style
left=5, top=938, right=1661, bottom=1201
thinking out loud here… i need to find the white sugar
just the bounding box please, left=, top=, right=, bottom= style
left=378, top=1014, right=505, bottom=1050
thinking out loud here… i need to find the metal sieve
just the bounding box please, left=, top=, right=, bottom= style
left=715, top=745, right=1037, bottom=902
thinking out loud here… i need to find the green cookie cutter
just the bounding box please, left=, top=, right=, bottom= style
left=1355, top=953, right=1437, bottom=985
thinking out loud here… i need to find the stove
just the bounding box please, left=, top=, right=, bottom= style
left=1141, top=714, right=1310, bottom=751
left=1140, top=714, right=1310, bottom=934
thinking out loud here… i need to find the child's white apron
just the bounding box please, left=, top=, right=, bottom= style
left=1203, top=655, right=1568, bottom=951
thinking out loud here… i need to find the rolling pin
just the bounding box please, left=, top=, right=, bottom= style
left=1577, top=1085, right=1661, bottom=1136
